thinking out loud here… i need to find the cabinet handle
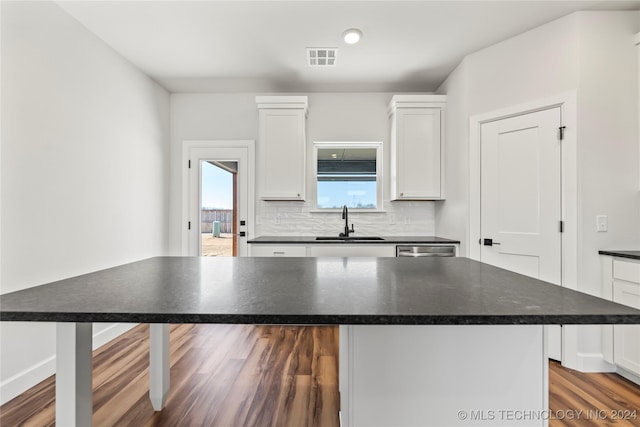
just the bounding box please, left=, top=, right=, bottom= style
left=273, top=251, right=285, bottom=255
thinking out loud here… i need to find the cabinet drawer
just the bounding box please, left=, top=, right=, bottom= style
left=613, top=280, right=640, bottom=309
left=249, top=245, right=307, bottom=257
left=613, top=259, right=640, bottom=284
left=308, top=245, right=396, bottom=257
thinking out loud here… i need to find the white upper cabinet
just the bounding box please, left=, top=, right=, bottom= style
left=388, top=95, right=446, bottom=200
left=256, top=96, right=307, bottom=200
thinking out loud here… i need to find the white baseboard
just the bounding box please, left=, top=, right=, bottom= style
left=0, top=353, right=56, bottom=406
left=92, top=323, right=137, bottom=350
left=617, top=367, right=640, bottom=386
left=0, top=323, right=137, bottom=405
left=573, top=352, right=617, bottom=373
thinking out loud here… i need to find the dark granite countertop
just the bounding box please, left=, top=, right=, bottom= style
left=248, top=236, right=460, bottom=244
left=2, top=257, right=639, bottom=325
left=599, top=250, right=640, bottom=261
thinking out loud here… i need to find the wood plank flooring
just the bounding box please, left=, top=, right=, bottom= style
left=2, top=324, right=639, bottom=426
left=549, top=360, right=640, bottom=427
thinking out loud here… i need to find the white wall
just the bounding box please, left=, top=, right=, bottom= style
left=0, top=1, right=170, bottom=403
left=436, top=13, right=581, bottom=256
left=437, top=10, right=640, bottom=369
left=169, top=92, right=438, bottom=254
left=435, top=61, right=470, bottom=255
left=576, top=12, right=640, bottom=296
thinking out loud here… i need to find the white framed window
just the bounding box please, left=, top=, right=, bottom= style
left=313, top=141, right=383, bottom=211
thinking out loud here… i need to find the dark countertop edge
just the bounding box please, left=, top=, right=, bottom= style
left=2, top=313, right=639, bottom=325
left=248, top=236, right=461, bottom=244
left=598, top=250, right=640, bottom=261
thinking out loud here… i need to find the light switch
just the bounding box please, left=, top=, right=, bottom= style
left=596, top=215, right=608, bottom=232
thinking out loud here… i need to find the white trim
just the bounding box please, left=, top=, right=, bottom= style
left=541, top=324, right=549, bottom=423
left=573, top=352, right=616, bottom=373
left=181, top=140, right=256, bottom=256
left=617, top=366, right=640, bottom=386
left=468, top=92, right=579, bottom=368
left=0, top=323, right=135, bottom=405
left=387, top=94, right=447, bottom=114
left=93, top=323, right=137, bottom=350
left=255, top=96, right=308, bottom=115
left=0, top=354, right=55, bottom=405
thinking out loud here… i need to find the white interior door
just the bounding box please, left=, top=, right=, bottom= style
left=187, top=146, right=250, bottom=257
left=480, top=107, right=562, bottom=360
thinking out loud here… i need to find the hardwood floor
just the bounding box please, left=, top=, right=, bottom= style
left=1, top=324, right=340, bottom=427
left=1, top=324, right=639, bottom=426
left=549, top=361, right=640, bottom=427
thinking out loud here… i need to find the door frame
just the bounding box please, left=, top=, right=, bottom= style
left=469, top=92, right=580, bottom=368
left=181, top=140, right=255, bottom=257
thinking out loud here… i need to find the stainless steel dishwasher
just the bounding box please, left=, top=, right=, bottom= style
left=396, top=245, right=456, bottom=257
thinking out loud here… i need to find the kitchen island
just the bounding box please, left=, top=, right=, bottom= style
left=2, top=256, right=640, bottom=426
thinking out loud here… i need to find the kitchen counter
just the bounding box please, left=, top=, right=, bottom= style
left=247, top=235, right=460, bottom=244
left=2, top=256, right=638, bottom=324
left=3, top=256, right=639, bottom=427
left=599, top=250, right=640, bottom=261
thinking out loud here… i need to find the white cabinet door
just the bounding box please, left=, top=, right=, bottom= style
left=256, top=97, right=307, bottom=200
left=389, top=95, right=446, bottom=200
left=308, top=245, right=395, bottom=257
left=249, top=245, right=307, bottom=257
left=613, top=260, right=640, bottom=378
left=480, top=107, right=563, bottom=361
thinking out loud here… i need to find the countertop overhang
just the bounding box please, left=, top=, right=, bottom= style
left=2, top=256, right=640, bottom=325
left=247, top=236, right=460, bottom=244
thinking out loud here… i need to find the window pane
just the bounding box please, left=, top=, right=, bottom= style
left=315, top=145, right=380, bottom=210
left=317, top=180, right=377, bottom=209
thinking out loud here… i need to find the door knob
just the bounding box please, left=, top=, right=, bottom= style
left=482, top=238, right=501, bottom=246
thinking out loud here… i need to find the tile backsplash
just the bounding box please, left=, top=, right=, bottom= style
left=255, top=201, right=435, bottom=236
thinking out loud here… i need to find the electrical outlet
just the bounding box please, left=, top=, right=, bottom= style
left=389, top=214, right=396, bottom=225
left=275, top=215, right=282, bottom=225
left=596, top=215, right=608, bottom=232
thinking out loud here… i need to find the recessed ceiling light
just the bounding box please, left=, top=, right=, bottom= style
left=343, top=28, right=363, bottom=44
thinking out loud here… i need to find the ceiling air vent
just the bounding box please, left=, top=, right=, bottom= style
left=307, top=48, right=337, bottom=67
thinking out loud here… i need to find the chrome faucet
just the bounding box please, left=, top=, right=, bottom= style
left=339, top=205, right=355, bottom=237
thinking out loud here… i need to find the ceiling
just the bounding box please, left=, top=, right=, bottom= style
left=55, top=0, right=640, bottom=93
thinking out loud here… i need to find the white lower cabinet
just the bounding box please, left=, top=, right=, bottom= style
left=250, top=244, right=396, bottom=257
left=307, top=245, right=395, bottom=257
left=612, top=260, right=640, bottom=378
left=249, top=245, right=307, bottom=257
left=602, top=256, right=640, bottom=383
